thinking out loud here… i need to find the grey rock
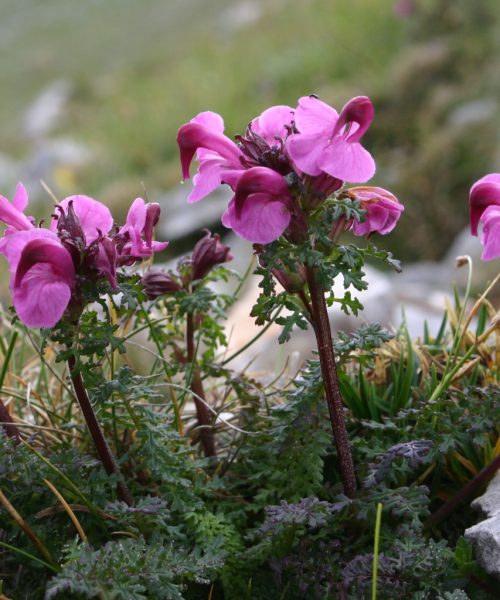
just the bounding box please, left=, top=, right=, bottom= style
left=23, top=80, right=72, bottom=140
left=157, top=182, right=232, bottom=241
left=448, top=98, right=497, bottom=129
left=465, top=514, right=500, bottom=578
left=471, top=471, right=500, bottom=518
left=219, top=1, right=262, bottom=31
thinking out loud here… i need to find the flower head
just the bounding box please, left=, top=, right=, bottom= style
left=347, top=186, right=404, bottom=236
left=469, top=173, right=500, bottom=236
left=0, top=186, right=167, bottom=328
left=286, top=95, right=375, bottom=183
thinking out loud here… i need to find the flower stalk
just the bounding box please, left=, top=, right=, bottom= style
left=186, top=311, right=216, bottom=457
left=67, top=353, right=133, bottom=506
left=306, top=266, right=357, bottom=498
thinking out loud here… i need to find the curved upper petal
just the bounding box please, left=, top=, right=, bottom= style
left=52, top=195, right=114, bottom=244
left=294, top=96, right=338, bottom=134
left=233, top=167, right=290, bottom=217
left=0, top=228, right=59, bottom=276
left=191, top=111, right=225, bottom=132
left=469, top=173, right=500, bottom=236
left=334, top=96, right=374, bottom=142
left=0, top=183, right=34, bottom=231
left=177, top=122, right=242, bottom=180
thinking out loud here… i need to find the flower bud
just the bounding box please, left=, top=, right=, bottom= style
left=141, top=270, right=181, bottom=299
left=191, top=230, right=233, bottom=281
left=348, top=186, right=404, bottom=237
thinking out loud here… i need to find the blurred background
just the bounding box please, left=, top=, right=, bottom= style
left=0, top=0, right=499, bottom=338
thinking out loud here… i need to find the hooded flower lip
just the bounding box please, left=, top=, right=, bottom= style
left=0, top=229, right=75, bottom=328
left=117, top=197, right=169, bottom=264
left=478, top=205, right=500, bottom=261
left=0, top=183, right=35, bottom=232
left=469, top=173, right=500, bottom=236
left=177, top=111, right=244, bottom=203
left=222, top=167, right=293, bottom=244
left=348, top=186, right=404, bottom=236
left=286, top=95, right=376, bottom=183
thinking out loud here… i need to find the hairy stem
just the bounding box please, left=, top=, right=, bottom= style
left=67, top=354, right=133, bottom=505
left=306, top=267, right=357, bottom=498
left=0, top=397, right=21, bottom=444
left=186, top=312, right=216, bottom=457
left=426, top=451, right=500, bottom=529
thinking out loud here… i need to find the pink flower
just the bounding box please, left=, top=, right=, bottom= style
left=348, top=186, right=404, bottom=236
left=0, top=184, right=168, bottom=328
left=177, top=111, right=244, bottom=203
left=222, top=167, right=293, bottom=244
left=0, top=183, right=35, bottom=232
left=51, top=194, right=114, bottom=243
left=478, top=205, right=500, bottom=261
left=286, top=95, right=376, bottom=183
left=0, top=229, right=74, bottom=328
left=117, top=198, right=169, bottom=264
left=469, top=173, right=500, bottom=236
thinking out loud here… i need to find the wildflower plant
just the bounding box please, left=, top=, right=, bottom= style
left=0, top=185, right=167, bottom=504
left=177, top=94, right=404, bottom=496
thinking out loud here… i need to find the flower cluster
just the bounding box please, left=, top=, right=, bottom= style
left=469, top=174, right=500, bottom=261
left=177, top=95, right=404, bottom=244
left=0, top=184, right=167, bottom=328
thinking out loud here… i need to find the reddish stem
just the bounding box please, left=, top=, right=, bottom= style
left=426, top=452, right=500, bottom=529
left=306, top=267, right=357, bottom=498
left=186, top=312, right=216, bottom=457
left=67, top=354, right=133, bottom=505
left=0, top=396, right=21, bottom=444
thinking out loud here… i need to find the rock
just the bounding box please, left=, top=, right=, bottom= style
left=464, top=515, right=500, bottom=578
left=448, top=98, right=497, bottom=129
left=156, top=182, right=231, bottom=241
left=23, top=80, right=72, bottom=140
left=219, top=1, right=262, bottom=31
left=471, top=471, right=500, bottom=517
left=465, top=472, right=500, bottom=578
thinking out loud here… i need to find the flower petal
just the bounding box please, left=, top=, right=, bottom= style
left=294, top=96, right=338, bottom=134
left=52, top=195, right=114, bottom=243
left=480, top=205, right=500, bottom=261
left=334, top=96, right=374, bottom=142
left=250, top=105, right=295, bottom=144
left=286, top=133, right=326, bottom=176
left=223, top=194, right=291, bottom=244
left=469, top=174, right=500, bottom=236
left=318, top=137, right=375, bottom=182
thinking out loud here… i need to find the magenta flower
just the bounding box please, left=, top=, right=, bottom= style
left=477, top=205, right=500, bottom=261
left=222, top=167, right=293, bottom=244
left=469, top=173, right=500, bottom=236
left=286, top=95, right=376, bottom=183
left=0, top=185, right=167, bottom=328
left=177, top=111, right=244, bottom=203
left=0, top=229, right=74, bottom=328
left=348, top=186, right=404, bottom=236
left=117, top=198, right=169, bottom=264
left=0, top=183, right=35, bottom=232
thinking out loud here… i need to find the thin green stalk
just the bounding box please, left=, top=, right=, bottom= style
left=372, top=502, right=383, bottom=600
left=138, top=300, right=182, bottom=433
left=0, top=331, right=18, bottom=389
left=0, top=540, right=59, bottom=573
left=220, top=306, right=284, bottom=367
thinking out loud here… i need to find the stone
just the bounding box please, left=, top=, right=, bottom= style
left=471, top=471, right=500, bottom=518
left=23, top=80, right=72, bottom=140
left=465, top=514, right=500, bottom=578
